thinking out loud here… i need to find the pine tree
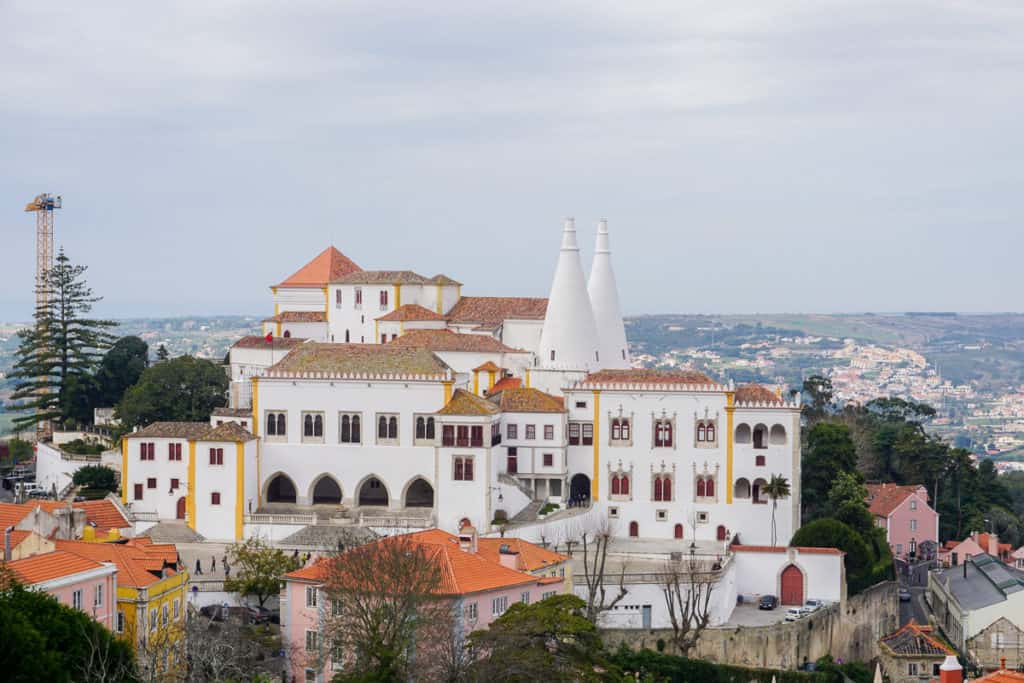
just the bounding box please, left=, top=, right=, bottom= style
left=156, top=343, right=169, bottom=362
left=8, top=248, right=116, bottom=431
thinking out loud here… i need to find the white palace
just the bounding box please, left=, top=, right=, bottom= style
left=121, top=219, right=802, bottom=550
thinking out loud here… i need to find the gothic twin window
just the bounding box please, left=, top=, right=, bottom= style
left=610, top=417, right=631, bottom=444
left=653, top=475, right=673, bottom=502
left=302, top=412, right=324, bottom=442
left=695, top=475, right=716, bottom=499
left=653, top=419, right=674, bottom=448
left=610, top=473, right=631, bottom=497
left=695, top=420, right=717, bottom=445
left=339, top=413, right=361, bottom=444
left=377, top=414, right=399, bottom=444
left=266, top=412, right=287, bottom=439
left=415, top=416, right=436, bottom=443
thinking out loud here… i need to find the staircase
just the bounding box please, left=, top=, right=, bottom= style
left=139, top=521, right=205, bottom=543
left=510, top=501, right=544, bottom=524
left=497, top=473, right=534, bottom=500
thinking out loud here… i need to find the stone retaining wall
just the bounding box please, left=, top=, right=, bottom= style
left=602, top=581, right=899, bottom=669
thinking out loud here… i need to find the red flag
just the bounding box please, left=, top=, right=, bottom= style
left=265, top=332, right=273, bottom=344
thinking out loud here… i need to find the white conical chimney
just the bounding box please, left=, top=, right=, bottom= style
left=587, top=219, right=631, bottom=369
left=538, top=218, right=601, bottom=370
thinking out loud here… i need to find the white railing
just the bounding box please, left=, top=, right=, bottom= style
left=131, top=511, right=160, bottom=522
left=245, top=513, right=317, bottom=526
left=359, top=516, right=433, bottom=529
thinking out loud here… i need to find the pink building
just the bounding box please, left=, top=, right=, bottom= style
left=6, top=549, right=118, bottom=630
left=939, top=532, right=1013, bottom=567
left=865, top=483, right=939, bottom=561
left=281, top=527, right=566, bottom=683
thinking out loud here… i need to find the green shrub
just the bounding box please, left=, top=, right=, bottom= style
left=611, top=648, right=829, bottom=683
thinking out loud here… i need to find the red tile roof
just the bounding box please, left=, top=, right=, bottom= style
left=437, top=389, right=501, bottom=416
left=732, top=544, right=844, bottom=555
left=880, top=620, right=954, bottom=657
left=0, top=500, right=130, bottom=535
left=445, top=297, right=548, bottom=325
left=390, top=329, right=525, bottom=354
left=734, top=383, right=785, bottom=404
left=975, top=532, right=1013, bottom=556
left=865, top=483, right=927, bottom=517
left=54, top=539, right=179, bottom=588
left=277, top=246, right=361, bottom=288
left=488, top=387, right=565, bottom=414
left=489, top=376, right=522, bottom=393
left=263, top=311, right=327, bottom=323
left=476, top=537, right=568, bottom=573
left=333, top=270, right=428, bottom=285
left=377, top=304, right=446, bottom=322
left=268, top=343, right=450, bottom=377
left=231, top=335, right=306, bottom=350
left=976, top=671, right=1024, bottom=682
left=582, top=369, right=715, bottom=386
left=473, top=361, right=501, bottom=372
left=6, top=550, right=109, bottom=585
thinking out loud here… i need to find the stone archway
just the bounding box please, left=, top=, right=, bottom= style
left=403, top=478, right=434, bottom=508
left=310, top=475, right=342, bottom=505
left=570, top=474, right=591, bottom=503
left=357, top=476, right=389, bottom=507
left=265, top=473, right=297, bottom=503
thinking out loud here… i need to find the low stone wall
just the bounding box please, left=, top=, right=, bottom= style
left=602, top=581, right=899, bottom=670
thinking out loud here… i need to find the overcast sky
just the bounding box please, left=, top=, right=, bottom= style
left=2, top=1, right=1022, bottom=321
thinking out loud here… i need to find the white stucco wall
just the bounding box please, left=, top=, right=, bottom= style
left=731, top=548, right=844, bottom=604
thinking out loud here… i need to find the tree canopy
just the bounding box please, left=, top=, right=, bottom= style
left=116, top=355, right=228, bottom=427
left=223, top=537, right=299, bottom=608
left=790, top=518, right=873, bottom=577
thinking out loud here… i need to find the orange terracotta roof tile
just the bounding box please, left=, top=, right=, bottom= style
left=263, top=311, right=327, bottom=323
left=277, top=246, right=361, bottom=288
left=268, top=343, right=450, bottom=377
left=3, top=500, right=131, bottom=536
left=582, top=369, right=715, bottom=386
left=437, top=389, right=501, bottom=416
left=127, top=422, right=216, bottom=440
left=284, top=559, right=329, bottom=582
left=488, top=387, right=565, bottom=414
left=391, top=329, right=525, bottom=354
left=6, top=550, right=109, bottom=585
left=8, top=530, right=31, bottom=548
left=445, top=297, right=548, bottom=325
left=473, top=361, right=501, bottom=372
left=880, top=619, right=954, bottom=657
left=489, top=376, right=522, bottom=393
left=977, top=671, right=1024, bottom=682
left=0, top=502, right=31, bottom=529
left=476, top=538, right=568, bottom=572
left=377, top=304, right=445, bottom=322
left=865, top=483, right=927, bottom=517
left=975, top=532, right=1014, bottom=555
left=232, top=335, right=307, bottom=350
left=54, top=539, right=179, bottom=588
left=732, top=544, right=844, bottom=555
left=333, top=270, right=428, bottom=285
left=427, top=274, right=462, bottom=286
left=212, top=408, right=253, bottom=417
left=734, top=383, right=785, bottom=404
left=202, top=421, right=256, bottom=443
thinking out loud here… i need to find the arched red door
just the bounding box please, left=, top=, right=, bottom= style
left=674, top=524, right=684, bottom=539
left=629, top=521, right=639, bottom=537
left=176, top=497, right=187, bottom=520
left=716, top=525, right=727, bottom=541
left=780, top=565, right=803, bottom=605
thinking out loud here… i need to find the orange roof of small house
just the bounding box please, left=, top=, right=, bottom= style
left=473, top=361, right=501, bottom=373
left=488, top=387, right=565, bottom=414
left=582, top=369, right=715, bottom=386
left=390, top=329, right=525, bottom=354
left=54, top=539, right=179, bottom=589
left=445, top=297, right=548, bottom=325
left=976, top=670, right=1024, bottom=682
left=975, top=532, right=1014, bottom=556
left=0, top=503, right=31, bottom=529
left=476, top=537, right=568, bottom=573
left=879, top=620, right=954, bottom=657
left=734, top=383, right=785, bottom=404
left=377, top=304, right=446, bottom=322
left=285, top=529, right=560, bottom=596
left=35, top=499, right=131, bottom=534
left=865, top=483, right=927, bottom=517
left=437, top=389, right=501, bottom=416
left=277, top=246, right=361, bottom=288
left=6, top=550, right=109, bottom=585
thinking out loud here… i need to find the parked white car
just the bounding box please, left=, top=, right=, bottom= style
left=784, top=608, right=803, bottom=622
left=804, top=598, right=825, bottom=611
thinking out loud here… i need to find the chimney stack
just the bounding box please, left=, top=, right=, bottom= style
left=989, top=533, right=999, bottom=558
left=938, top=655, right=962, bottom=683
left=458, top=526, right=478, bottom=554
left=4, top=526, right=12, bottom=562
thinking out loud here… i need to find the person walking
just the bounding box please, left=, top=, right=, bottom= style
left=211, top=556, right=216, bottom=573
left=195, top=558, right=203, bottom=575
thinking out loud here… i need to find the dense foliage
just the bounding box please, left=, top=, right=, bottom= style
left=800, top=376, right=1017, bottom=545
left=72, top=464, right=118, bottom=497
left=609, top=648, right=869, bottom=683
left=0, top=570, right=136, bottom=682
left=7, top=249, right=117, bottom=431
left=116, top=355, right=228, bottom=428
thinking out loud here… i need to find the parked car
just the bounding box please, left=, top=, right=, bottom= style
left=249, top=606, right=273, bottom=625
left=899, top=588, right=912, bottom=602
left=804, top=598, right=824, bottom=611
left=28, top=489, right=51, bottom=499
left=758, top=595, right=778, bottom=610
left=798, top=604, right=815, bottom=616
left=784, top=607, right=803, bottom=622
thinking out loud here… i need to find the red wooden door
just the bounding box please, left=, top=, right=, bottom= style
left=716, top=525, right=727, bottom=541
left=176, top=497, right=187, bottom=520
left=629, top=521, right=639, bottom=537
left=674, top=524, right=683, bottom=539
left=780, top=565, right=803, bottom=605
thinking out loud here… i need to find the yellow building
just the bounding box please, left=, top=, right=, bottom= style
left=56, top=538, right=189, bottom=676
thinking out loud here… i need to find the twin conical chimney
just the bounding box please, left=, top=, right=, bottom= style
left=588, top=219, right=631, bottom=369
left=538, top=218, right=601, bottom=370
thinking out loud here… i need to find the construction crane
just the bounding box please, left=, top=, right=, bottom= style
left=24, top=193, right=61, bottom=311
left=24, top=193, right=60, bottom=440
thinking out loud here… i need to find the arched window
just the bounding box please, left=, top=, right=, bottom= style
left=304, top=414, right=314, bottom=437
left=697, top=424, right=706, bottom=442
left=314, top=414, right=323, bottom=437
left=753, top=424, right=768, bottom=449
left=425, top=417, right=435, bottom=440
left=283, top=330, right=291, bottom=338
left=611, top=419, right=621, bottom=441
left=770, top=424, right=787, bottom=445
left=705, top=478, right=714, bottom=498
left=707, top=424, right=716, bottom=442
left=734, top=478, right=751, bottom=499
left=351, top=415, right=361, bottom=442
left=654, top=419, right=673, bottom=448
left=341, top=415, right=351, bottom=443
left=674, top=524, right=684, bottom=539
left=388, top=417, right=398, bottom=439
left=654, top=477, right=663, bottom=501
left=267, top=414, right=277, bottom=436
left=611, top=475, right=621, bottom=496
left=697, top=478, right=706, bottom=498
left=621, top=474, right=630, bottom=496
left=629, top=521, right=639, bottom=537
left=416, top=417, right=426, bottom=440
left=622, top=419, right=630, bottom=440
left=378, top=416, right=388, bottom=439
left=663, top=477, right=672, bottom=502
left=276, top=414, right=286, bottom=435
left=735, top=423, right=751, bottom=444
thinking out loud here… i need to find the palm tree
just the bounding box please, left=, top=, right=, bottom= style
left=765, top=474, right=792, bottom=547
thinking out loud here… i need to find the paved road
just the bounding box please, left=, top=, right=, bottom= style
left=897, top=559, right=935, bottom=626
